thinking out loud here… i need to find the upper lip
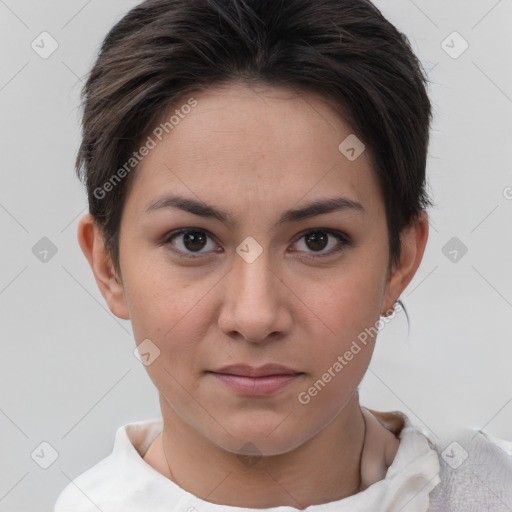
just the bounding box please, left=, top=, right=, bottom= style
left=210, top=364, right=303, bottom=377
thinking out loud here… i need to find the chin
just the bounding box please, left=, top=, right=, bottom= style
left=209, top=422, right=310, bottom=458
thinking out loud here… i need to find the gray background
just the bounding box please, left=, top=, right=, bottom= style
left=1, top=0, right=511, bottom=511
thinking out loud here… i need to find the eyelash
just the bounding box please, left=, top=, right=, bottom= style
left=161, top=228, right=351, bottom=260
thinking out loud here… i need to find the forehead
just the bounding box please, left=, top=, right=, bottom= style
left=126, top=82, right=384, bottom=223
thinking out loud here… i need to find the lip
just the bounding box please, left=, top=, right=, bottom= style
left=211, top=363, right=302, bottom=377
left=207, top=364, right=304, bottom=397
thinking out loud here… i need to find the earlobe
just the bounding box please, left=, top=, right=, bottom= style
left=381, top=211, right=429, bottom=315
left=77, top=214, right=130, bottom=320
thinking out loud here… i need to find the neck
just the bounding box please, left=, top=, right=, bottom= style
left=155, top=393, right=367, bottom=509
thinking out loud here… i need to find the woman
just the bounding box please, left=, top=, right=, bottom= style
left=54, top=0, right=512, bottom=510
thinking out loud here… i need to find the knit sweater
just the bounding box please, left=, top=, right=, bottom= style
left=428, top=424, right=512, bottom=510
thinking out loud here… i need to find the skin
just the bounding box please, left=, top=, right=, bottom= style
left=78, top=82, right=428, bottom=508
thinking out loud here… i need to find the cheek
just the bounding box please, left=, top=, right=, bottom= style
left=305, top=262, right=384, bottom=341
left=120, top=244, right=178, bottom=317
left=293, top=312, right=374, bottom=433
left=307, top=291, right=377, bottom=385
left=295, top=259, right=384, bottom=386
left=123, top=260, right=215, bottom=354
left=125, top=272, right=210, bottom=394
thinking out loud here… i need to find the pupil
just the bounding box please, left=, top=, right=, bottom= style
left=184, top=231, right=206, bottom=251
left=306, top=231, right=328, bottom=251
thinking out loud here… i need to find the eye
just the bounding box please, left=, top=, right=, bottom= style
left=162, top=228, right=350, bottom=260
left=291, top=229, right=351, bottom=259
left=163, top=228, right=220, bottom=259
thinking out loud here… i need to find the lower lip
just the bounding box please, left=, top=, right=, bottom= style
left=209, top=372, right=302, bottom=396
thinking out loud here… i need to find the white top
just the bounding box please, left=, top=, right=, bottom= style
left=53, top=411, right=512, bottom=512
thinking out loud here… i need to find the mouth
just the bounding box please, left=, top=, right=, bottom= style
left=207, top=364, right=305, bottom=396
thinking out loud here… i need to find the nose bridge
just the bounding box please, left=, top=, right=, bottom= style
left=218, top=238, right=287, bottom=341
left=233, top=240, right=277, bottom=303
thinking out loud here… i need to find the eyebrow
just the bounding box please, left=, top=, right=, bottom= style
left=145, top=194, right=365, bottom=229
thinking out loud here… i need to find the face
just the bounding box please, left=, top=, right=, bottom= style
left=97, top=82, right=404, bottom=456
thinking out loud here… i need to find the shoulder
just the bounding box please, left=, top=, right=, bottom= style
left=428, top=426, right=512, bottom=511
left=53, top=418, right=164, bottom=512
left=53, top=454, right=116, bottom=512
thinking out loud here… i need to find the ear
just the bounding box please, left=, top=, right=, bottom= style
left=77, top=214, right=130, bottom=320
left=381, top=210, right=429, bottom=315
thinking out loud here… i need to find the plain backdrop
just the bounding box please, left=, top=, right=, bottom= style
left=0, top=1, right=511, bottom=510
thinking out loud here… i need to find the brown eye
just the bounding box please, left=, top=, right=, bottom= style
left=181, top=231, right=208, bottom=252
left=292, top=229, right=350, bottom=259
left=164, top=229, right=219, bottom=258
left=304, top=231, right=329, bottom=252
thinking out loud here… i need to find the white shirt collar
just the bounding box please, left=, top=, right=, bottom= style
left=55, top=411, right=441, bottom=512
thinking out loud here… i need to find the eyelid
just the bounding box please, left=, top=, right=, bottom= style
left=162, top=227, right=350, bottom=259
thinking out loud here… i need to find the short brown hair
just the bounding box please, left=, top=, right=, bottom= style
left=76, top=0, right=434, bottom=277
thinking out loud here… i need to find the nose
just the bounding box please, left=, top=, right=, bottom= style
left=217, top=247, right=292, bottom=344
